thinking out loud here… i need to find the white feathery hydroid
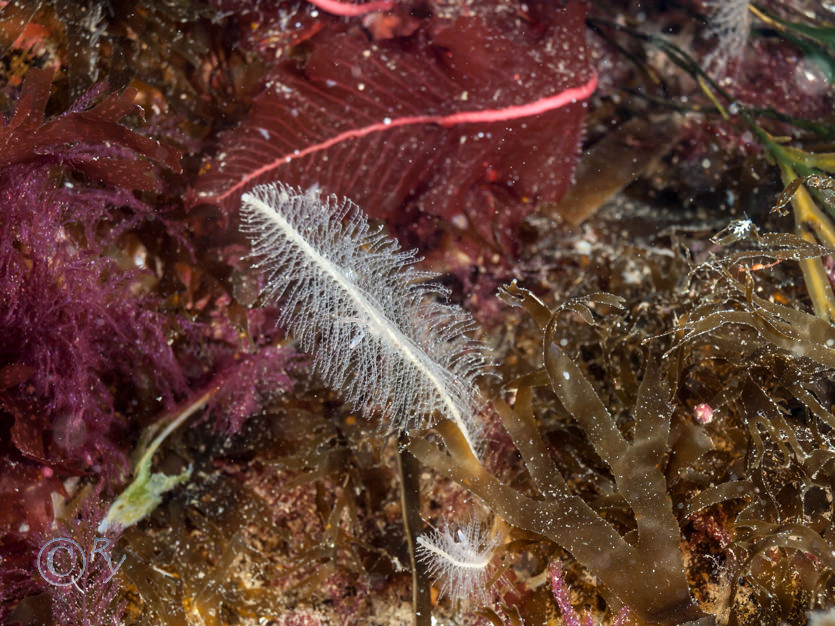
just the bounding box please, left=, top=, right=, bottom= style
left=704, top=0, right=752, bottom=79
left=239, top=182, right=487, bottom=454
left=416, top=516, right=502, bottom=605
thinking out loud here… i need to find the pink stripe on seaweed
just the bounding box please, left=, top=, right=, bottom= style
left=211, top=73, right=598, bottom=205
left=307, top=0, right=394, bottom=16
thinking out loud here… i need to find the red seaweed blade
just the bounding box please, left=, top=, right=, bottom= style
left=1, top=67, right=182, bottom=191
left=192, top=2, right=592, bottom=246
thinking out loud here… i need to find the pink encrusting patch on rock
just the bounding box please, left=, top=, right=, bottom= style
left=693, top=403, right=714, bottom=425
left=725, top=39, right=833, bottom=120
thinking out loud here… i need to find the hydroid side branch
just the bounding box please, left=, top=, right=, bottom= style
left=240, top=182, right=487, bottom=454
left=416, top=517, right=501, bottom=605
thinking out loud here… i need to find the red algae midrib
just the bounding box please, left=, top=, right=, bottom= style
left=306, top=0, right=395, bottom=17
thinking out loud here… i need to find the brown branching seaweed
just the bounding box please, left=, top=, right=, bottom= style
left=411, top=222, right=835, bottom=625
left=666, top=254, right=835, bottom=623
left=411, top=285, right=710, bottom=626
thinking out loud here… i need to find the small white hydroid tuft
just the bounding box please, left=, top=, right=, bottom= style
left=704, top=0, right=752, bottom=78
left=416, top=517, right=501, bottom=605
left=240, top=182, right=487, bottom=453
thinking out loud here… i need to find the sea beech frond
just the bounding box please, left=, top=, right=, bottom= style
left=240, top=182, right=487, bottom=454
left=214, top=75, right=597, bottom=208
left=192, top=5, right=594, bottom=250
